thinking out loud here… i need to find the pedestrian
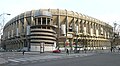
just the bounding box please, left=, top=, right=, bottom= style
left=66, top=49, right=69, bottom=55
left=118, top=48, right=120, bottom=52
left=102, top=47, right=103, bottom=50
left=22, top=50, right=25, bottom=55
left=84, top=48, right=86, bottom=53
left=110, top=47, right=113, bottom=52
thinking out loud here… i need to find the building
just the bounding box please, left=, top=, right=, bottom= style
left=1, top=9, right=113, bottom=52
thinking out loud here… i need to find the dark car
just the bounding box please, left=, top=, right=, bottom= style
left=52, top=49, right=61, bottom=53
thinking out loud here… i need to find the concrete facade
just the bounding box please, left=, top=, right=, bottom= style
left=1, top=9, right=113, bottom=51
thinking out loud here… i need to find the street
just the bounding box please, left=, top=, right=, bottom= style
left=0, top=51, right=94, bottom=66
left=5, top=52, right=120, bottom=66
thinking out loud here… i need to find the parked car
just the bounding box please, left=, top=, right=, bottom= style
left=0, top=48, right=5, bottom=52
left=52, top=49, right=61, bottom=53
left=17, top=49, right=22, bottom=52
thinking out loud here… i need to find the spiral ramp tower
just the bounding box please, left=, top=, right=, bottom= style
left=30, top=10, right=57, bottom=52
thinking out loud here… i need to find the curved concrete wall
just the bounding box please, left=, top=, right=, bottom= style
left=2, top=9, right=113, bottom=51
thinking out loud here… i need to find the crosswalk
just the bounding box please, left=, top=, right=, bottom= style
left=8, top=55, right=62, bottom=63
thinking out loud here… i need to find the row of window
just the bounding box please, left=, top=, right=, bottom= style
left=35, top=17, right=52, bottom=25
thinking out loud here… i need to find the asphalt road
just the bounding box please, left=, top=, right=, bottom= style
left=10, top=53, right=120, bottom=66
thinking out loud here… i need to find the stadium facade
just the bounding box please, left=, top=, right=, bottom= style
left=1, top=9, right=113, bottom=52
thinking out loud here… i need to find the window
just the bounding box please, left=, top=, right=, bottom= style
left=38, top=18, right=41, bottom=25
left=47, top=18, right=50, bottom=25
left=47, top=27, right=50, bottom=29
left=42, top=26, right=46, bottom=29
left=42, top=18, right=46, bottom=25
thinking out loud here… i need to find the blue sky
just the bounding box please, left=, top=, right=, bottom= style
left=0, top=0, right=120, bottom=26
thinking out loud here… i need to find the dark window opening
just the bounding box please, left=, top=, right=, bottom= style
left=38, top=18, right=41, bottom=25
left=35, top=19, right=36, bottom=25
left=31, top=31, right=55, bottom=34
left=42, top=18, right=46, bottom=25
left=47, top=27, right=50, bottom=29
left=69, top=27, right=72, bottom=32
left=47, top=18, right=50, bottom=25
left=42, top=26, right=46, bottom=29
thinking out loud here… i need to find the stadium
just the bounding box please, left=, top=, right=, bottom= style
left=1, top=9, right=113, bottom=52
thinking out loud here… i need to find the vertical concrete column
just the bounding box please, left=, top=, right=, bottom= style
left=76, top=12, right=80, bottom=33
left=106, top=27, right=108, bottom=39
left=18, top=19, right=21, bottom=35
left=24, top=13, right=27, bottom=34
left=88, top=22, right=91, bottom=35
left=46, top=17, right=47, bottom=25
left=82, top=20, right=85, bottom=33
left=9, top=24, right=11, bottom=38
left=11, top=24, right=13, bottom=37
left=78, top=19, right=81, bottom=33
left=31, top=10, right=35, bottom=26
left=7, top=25, right=9, bottom=38
left=56, top=9, right=60, bottom=49
left=23, top=13, right=27, bottom=48
left=50, top=17, right=51, bottom=25
left=36, top=18, right=38, bottom=25
left=13, top=22, right=16, bottom=37
left=65, top=10, right=69, bottom=48
left=84, top=20, right=86, bottom=35
left=101, top=25, right=103, bottom=36
left=86, top=21, right=88, bottom=34
left=31, top=16, right=34, bottom=26
left=103, top=26, right=106, bottom=38
left=48, top=9, right=52, bottom=25
left=93, top=23, right=95, bottom=35
left=93, top=22, right=96, bottom=36
left=13, top=22, right=14, bottom=37
left=71, top=11, right=75, bottom=32
left=57, top=9, right=60, bottom=36
left=91, top=22, right=93, bottom=36
left=16, top=21, right=18, bottom=36
left=98, top=24, right=100, bottom=36
left=11, top=23, right=13, bottom=37
left=41, top=17, right=42, bottom=25
left=65, top=10, right=68, bottom=34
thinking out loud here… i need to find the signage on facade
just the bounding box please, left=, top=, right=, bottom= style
left=34, top=10, right=52, bottom=17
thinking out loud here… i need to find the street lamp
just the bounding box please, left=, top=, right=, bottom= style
left=0, top=13, right=11, bottom=16
left=0, top=13, right=11, bottom=35
left=0, top=13, right=11, bottom=26
left=0, top=13, right=11, bottom=50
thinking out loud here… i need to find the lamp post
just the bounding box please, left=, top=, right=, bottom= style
left=0, top=13, right=11, bottom=35
left=0, top=13, right=11, bottom=26
left=0, top=13, right=10, bottom=50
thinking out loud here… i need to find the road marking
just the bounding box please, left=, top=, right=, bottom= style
left=16, top=58, right=28, bottom=61
left=8, top=59, right=20, bottom=62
